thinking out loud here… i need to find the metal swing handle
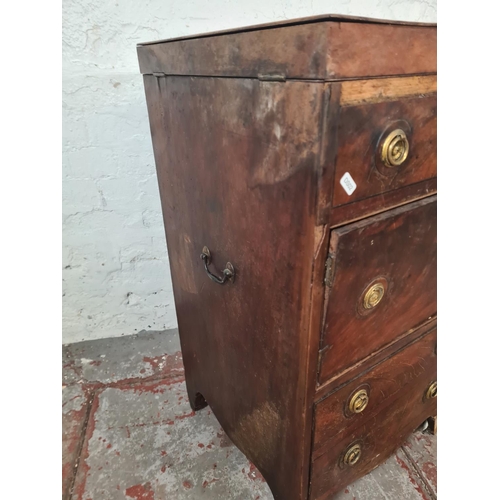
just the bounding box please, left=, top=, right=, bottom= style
left=200, top=246, right=235, bottom=285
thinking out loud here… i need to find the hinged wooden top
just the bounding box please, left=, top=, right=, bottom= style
left=137, top=14, right=436, bottom=81
left=137, top=14, right=436, bottom=46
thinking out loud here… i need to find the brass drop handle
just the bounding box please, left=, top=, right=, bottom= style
left=426, top=381, right=437, bottom=399
left=200, top=246, right=235, bottom=285
left=343, top=444, right=362, bottom=467
left=381, top=128, right=409, bottom=167
left=349, top=389, right=369, bottom=414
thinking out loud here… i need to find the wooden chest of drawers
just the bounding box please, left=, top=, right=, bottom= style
left=138, top=14, right=437, bottom=500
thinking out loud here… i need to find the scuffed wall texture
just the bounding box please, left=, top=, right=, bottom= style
left=62, top=0, right=437, bottom=343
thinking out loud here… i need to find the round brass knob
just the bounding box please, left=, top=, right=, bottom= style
left=381, top=129, right=409, bottom=167
left=363, top=283, right=385, bottom=310
left=343, top=444, right=362, bottom=466
left=426, top=381, right=437, bottom=399
left=349, top=389, right=369, bottom=414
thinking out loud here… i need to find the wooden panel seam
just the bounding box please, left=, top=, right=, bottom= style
left=303, top=223, right=330, bottom=500
left=315, top=316, right=437, bottom=402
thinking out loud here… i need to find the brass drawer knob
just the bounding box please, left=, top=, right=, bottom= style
left=363, top=283, right=385, bottom=309
left=426, top=381, right=437, bottom=399
left=343, top=444, right=362, bottom=467
left=381, top=128, right=409, bottom=167
left=349, top=389, right=369, bottom=414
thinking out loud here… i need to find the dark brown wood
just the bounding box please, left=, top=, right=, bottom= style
left=314, top=75, right=437, bottom=224
left=315, top=316, right=436, bottom=400
left=300, top=223, right=331, bottom=493
left=331, top=94, right=437, bottom=208
left=138, top=14, right=436, bottom=47
left=143, top=74, right=322, bottom=500
left=429, top=416, right=438, bottom=435
left=319, top=196, right=437, bottom=384
left=313, top=328, right=437, bottom=454
left=310, top=365, right=437, bottom=500
left=324, top=22, right=436, bottom=81
left=328, top=177, right=436, bottom=228
left=138, top=16, right=437, bottom=500
left=315, top=83, right=340, bottom=224
left=137, top=20, right=436, bottom=80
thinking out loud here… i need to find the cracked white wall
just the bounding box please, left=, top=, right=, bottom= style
left=62, top=0, right=436, bottom=343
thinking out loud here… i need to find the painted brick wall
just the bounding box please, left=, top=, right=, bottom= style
left=62, top=0, right=437, bottom=343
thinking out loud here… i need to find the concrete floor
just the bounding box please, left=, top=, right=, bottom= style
left=63, top=330, right=437, bottom=500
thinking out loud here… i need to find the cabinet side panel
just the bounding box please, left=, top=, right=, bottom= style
left=142, top=75, right=321, bottom=500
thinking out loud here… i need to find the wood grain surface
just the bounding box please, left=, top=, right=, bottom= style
left=138, top=21, right=436, bottom=80
left=340, top=75, right=437, bottom=106
left=314, top=329, right=437, bottom=453
left=143, top=74, right=322, bottom=500
left=310, top=367, right=436, bottom=499
left=138, top=17, right=437, bottom=498
left=319, top=196, right=437, bottom=384
left=331, top=95, right=437, bottom=208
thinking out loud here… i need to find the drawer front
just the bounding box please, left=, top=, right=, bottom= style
left=310, top=362, right=437, bottom=500
left=332, top=95, right=436, bottom=207
left=314, top=329, right=436, bottom=452
left=319, top=196, right=436, bottom=384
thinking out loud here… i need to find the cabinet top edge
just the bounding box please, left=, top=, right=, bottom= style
left=137, top=14, right=437, bottom=47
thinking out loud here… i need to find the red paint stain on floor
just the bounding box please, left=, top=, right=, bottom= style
left=125, top=482, right=155, bottom=500
left=128, top=377, right=187, bottom=396
left=143, top=352, right=184, bottom=377
left=62, top=358, right=83, bottom=379
left=217, top=431, right=233, bottom=448
left=202, top=477, right=219, bottom=488
left=395, top=454, right=428, bottom=499
left=421, top=460, right=437, bottom=488
left=71, top=394, right=100, bottom=500
left=175, top=410, right=196, bottom=421
left=131, top=379, right=168, bottom=395
left=247, top=463, right=266, bottom=482
left=79, top=373, right=186, bottom=395
left=62, top=402, right=88, bottom=497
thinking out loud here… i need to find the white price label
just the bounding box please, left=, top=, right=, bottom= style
left=340, top=172, right=357, bottom=196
